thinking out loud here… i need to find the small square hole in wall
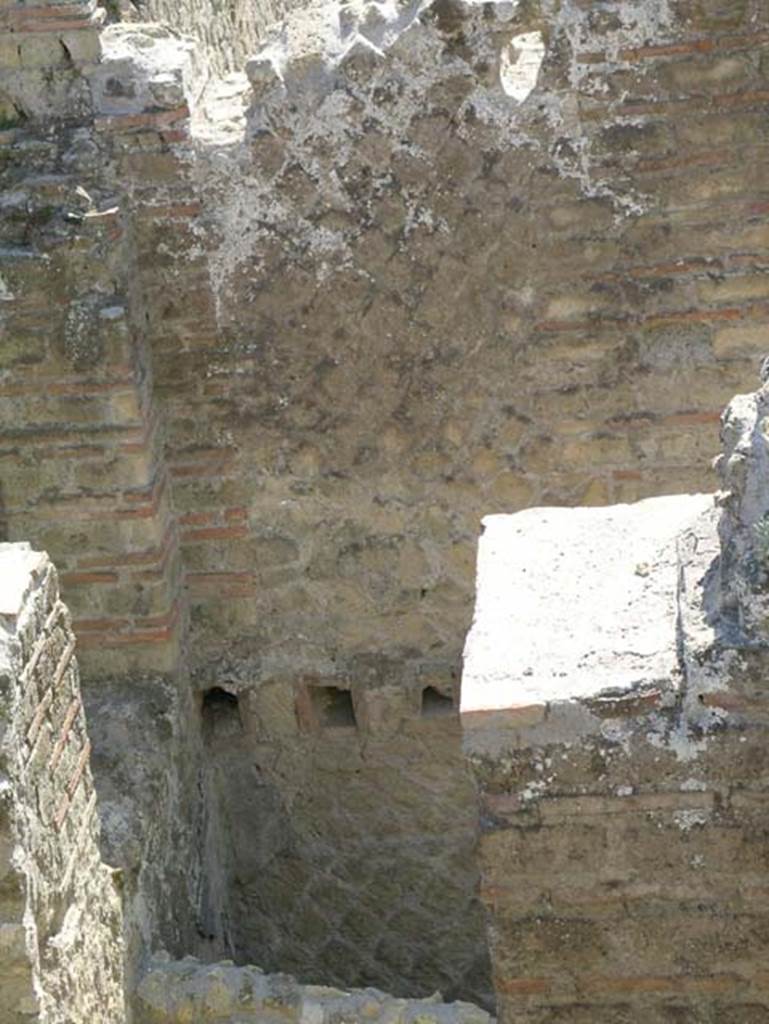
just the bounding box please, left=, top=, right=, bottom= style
left=201, top=686, right=242, bottom=739
left=421, top=686, right=454, bottom=718
left=310, top=686, right=356, bottom=728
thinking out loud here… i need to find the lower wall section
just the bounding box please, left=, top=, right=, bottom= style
left=84, top=677, right=224, bottom=980
left=470, top=723, right=769, bottom=1023
left=202, top=674, right=493, bottom=1007
left=134, top=956, right=495, bottom=1024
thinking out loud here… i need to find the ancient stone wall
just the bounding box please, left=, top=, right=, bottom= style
left=88, top=11, right=769, bottom=989
left=0, top=543, right=125, bottom=1023
left=4, top=0, right=769, bottom=1014
left=471, top=733, right=769, bottom=1023
left=0, top=16, right=216, bottom=975
left=3, top=0, right=767, bottom=692
left=0, top=94, right=183, bottom=678
left=111, top=0, right=769, bottom=694
left=0, top=0, right=102, bottom=123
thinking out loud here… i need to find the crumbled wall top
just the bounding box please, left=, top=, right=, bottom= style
left=135, top=955, right=494, bottom=1024
left=92, top=24, right=204, bottom=118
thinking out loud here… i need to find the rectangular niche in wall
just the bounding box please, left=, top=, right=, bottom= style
left=202, top=685, right=242, bottom=740
left=309, top=685, right=356, bottom=728
left=421, top=686, right=455, bottom=718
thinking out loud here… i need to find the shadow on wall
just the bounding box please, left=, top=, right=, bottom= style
left=0, top=482, right=8, bottom=542
left=198, top=674, right=494, bottom=1009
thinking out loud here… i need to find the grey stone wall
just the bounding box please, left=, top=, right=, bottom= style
left=84, top=678, right=231, bottom=985
left=203, top=674, right=492, bottom=1004
left=0, top=0, right=102, bottom=121
left=0, top=543, right=125, bottom=1023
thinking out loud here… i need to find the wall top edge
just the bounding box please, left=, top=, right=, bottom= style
left=0, top=542, right=48, bottom=620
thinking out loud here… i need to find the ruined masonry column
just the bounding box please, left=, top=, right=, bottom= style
left=0, top=542, right=125, bottom=1023
left=460, top=492, right=769, bottom=1021
left=0, top=175, right=183, bottom=678
left=0, top=0, right=186, bottom=679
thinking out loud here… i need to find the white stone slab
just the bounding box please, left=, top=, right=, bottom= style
left=0, top=543, right=46, bottom=619
left=461, top=494, right=715, bottom=714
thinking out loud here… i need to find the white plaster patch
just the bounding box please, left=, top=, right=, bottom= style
left=99, top=305, right=125, bottom=320
left=646, top=716, right=709, bottom=763
left=673, top=809, right=709, bottom=831
left=499, top=32, right=545, bottom=103
left=519, top=780, right=547, bottom=802
left=300, top=1000, right=325, bottom=1024
left=0, top=543, right=46, bottom=617
left=680, top=778, right=707, bottom=792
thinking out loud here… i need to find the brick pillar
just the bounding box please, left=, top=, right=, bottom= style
left=0, top=542, right=125, bottom=1022
left=0, top=159, right=183, bottom=677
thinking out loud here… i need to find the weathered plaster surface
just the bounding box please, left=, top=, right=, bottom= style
left=462, top=493, right=713, bottom=713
